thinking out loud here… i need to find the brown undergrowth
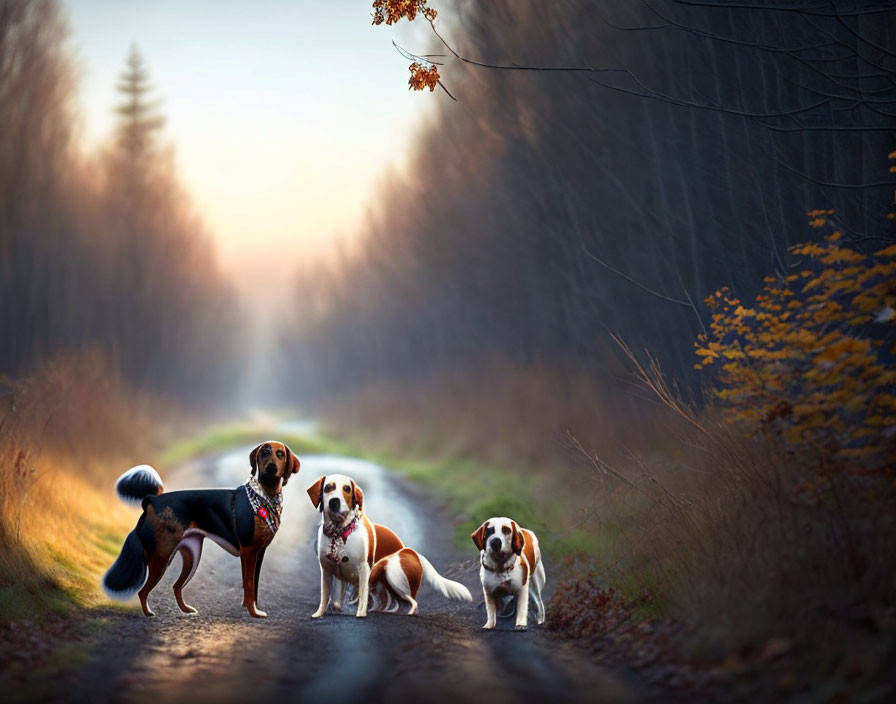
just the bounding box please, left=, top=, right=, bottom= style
left=323, top=359, right=896, bottom=700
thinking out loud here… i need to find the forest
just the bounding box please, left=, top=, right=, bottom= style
left=1, top=0, right=894, bottom=701
left=284, top=0, right=895, bottom=402
left=1, top=0, right=240, bottom=403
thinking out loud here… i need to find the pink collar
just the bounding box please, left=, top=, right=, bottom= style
left=323, top=515, right=358, bottom=542
left=323, top=515, right=359, bottom=565
left=339, top=517, right=358, bottom=541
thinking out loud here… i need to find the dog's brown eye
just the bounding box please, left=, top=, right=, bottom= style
left=485, top=527, right=494, bottom=537
left=502, top=526, right=511, bottom=535
left=324, top=483, right=335, bottom=493
left=343, top=485, right=351, bottom=493
left=276, top=451, right=284, bottom=459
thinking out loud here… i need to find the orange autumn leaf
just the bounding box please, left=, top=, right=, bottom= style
left=372, top=0, right=436, bottom=27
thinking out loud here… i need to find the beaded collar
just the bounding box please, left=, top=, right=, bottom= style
left=322, top=511, right=360, bottom=564
left=244, top=476, right=283, bottom=534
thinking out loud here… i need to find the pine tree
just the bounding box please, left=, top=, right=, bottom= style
left=106, top=45, right=167, bottom=377
left=113, top=44, right=164, bottom=168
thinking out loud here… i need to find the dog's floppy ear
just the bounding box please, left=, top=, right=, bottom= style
left=283, top=445, right=301, bottom=485
left=307, top=476, right=325, bottom=510
left=248, top=443, right=263, bottom=477
left=471, top=520, right=489, bottom=551
left=351, top=479, right=364, bottom=511
left=511, top=520, right=524, bottom=555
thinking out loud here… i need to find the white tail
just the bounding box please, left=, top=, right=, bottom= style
left=418, top=554, right=473, bottom=602
left=115, top=464, right=164, bottom=507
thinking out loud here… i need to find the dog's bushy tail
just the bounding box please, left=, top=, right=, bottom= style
left=102, top=529, right=147, bottom=600
left=115, top=465, right=163, bottom=507
left=419, top=553, right=473, bottom=602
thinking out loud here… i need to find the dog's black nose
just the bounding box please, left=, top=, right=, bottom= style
left=328, top=497, right=341, bottom=512
left=489, top=537, right=503, bottom=552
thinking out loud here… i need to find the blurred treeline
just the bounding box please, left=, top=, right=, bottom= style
left=284, top=0, right=895, bottom=401
left=0, top=0, right=240, bottom=403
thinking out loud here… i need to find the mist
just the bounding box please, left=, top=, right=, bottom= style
left=280, top=0, right=895, bottom=407
left=1, top=0, right=243, bottom=407
left=1, top=2, right=894, bottom=700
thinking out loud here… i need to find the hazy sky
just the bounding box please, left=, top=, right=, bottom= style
left=64, top=0, right=433, bottom=300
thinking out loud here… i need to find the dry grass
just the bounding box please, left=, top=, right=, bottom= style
left=324, top=359, right=896, bottom=689
left=0, top=353, right=169, bottom=621
left=581, top=345, right=895, bottom=654
left=590, top=421, right=894, bottom=648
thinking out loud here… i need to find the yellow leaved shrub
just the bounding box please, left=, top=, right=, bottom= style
left=695, top=211, right=896, bottom=472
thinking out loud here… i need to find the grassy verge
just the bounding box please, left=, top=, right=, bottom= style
left=0, top=356, right=164, bottom=624
left=313, top=368, right=896, bottom=700
left=0, top=471, right=137, bottom=622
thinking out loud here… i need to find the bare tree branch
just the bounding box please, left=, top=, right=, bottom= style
left=425, top=15, right=893, bottom=134
left=428, top=21, right=628, bottom=75
left=641, top=0, right=837, bottom=54
left=835, top=14, right=896, bottom=60
left=581, top=243, right=693, bottom=307
left=775, top=159, right=896, bottom=189
left=670, top=1, right=896, bottom=17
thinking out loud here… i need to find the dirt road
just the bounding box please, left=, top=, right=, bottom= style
left=56, top=446, right=652, bottom=703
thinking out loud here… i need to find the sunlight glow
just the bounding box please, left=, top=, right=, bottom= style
left=65, top=0, right=433, bottom=297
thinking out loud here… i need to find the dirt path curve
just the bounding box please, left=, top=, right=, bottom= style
left=59, top=444, right=653, bottom=704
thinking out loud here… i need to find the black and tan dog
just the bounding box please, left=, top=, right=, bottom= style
left=102, top=441, right=299, bottom=618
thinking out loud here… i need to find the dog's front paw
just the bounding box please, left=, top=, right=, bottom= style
left=247, top=608, right=267, bottom=618
left=515, top=624, right=528, bottom=632
left=482, top=623, right=495, bottom=630
left=355, top=610, right=367, bottom=618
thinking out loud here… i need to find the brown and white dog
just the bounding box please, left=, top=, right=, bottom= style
left=306, top=473, right=404, bottom=618
left=368, top=547, right=472, bottom=615
left=102, top=441, right=300, bottom=618
left=472, top=517, right=546, bottom=630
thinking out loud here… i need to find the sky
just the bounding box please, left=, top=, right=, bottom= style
left=63, top=0, right=433, bottom=303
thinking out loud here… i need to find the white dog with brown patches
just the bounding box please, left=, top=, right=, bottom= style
left=307, top=473, right=405, bottom=618
left=472, top=517, right=546, bottom=630
left=368, top=547, right=472, bottom=615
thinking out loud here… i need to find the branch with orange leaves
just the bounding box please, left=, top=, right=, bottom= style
left=392, top=41, right=456, bottom=100
left=372, top=0, right=455, bottom=99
